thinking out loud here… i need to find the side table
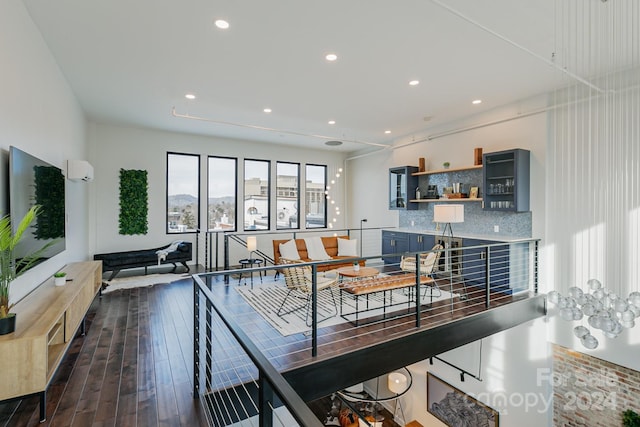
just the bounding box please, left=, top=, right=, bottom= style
left=238, top=258, right=263, bottom=289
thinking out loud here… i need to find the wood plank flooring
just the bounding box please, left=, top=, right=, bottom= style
left=0, top=274, right=204, bottom=427
left=0, top=265, right=534, bottom=427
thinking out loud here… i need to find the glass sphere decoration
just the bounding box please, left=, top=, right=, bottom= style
left=582, top=302, right=596, bottom=316
left=573, top=325, right=590, bottom=338
left=622, top=320, right=636, bottom=329
left=628, top=291, right=640, bottom=306
left=560, top=308, right=574, bottom=321
left=572, top=308, right=583, bottom=320
left=587, top=279, right=602, bottom=290
left=552, top=279, right=640, bottom=349
left=581, top=334, right=599, bottom=349
left=568, top=286, right=584, bottom=299
left=547, top=291, right=561, bottom=305
left=593, top=289, right=606, bottom=300
left=614, top=300, right=629, bottom=313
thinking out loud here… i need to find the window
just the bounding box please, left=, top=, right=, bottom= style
left=208, top=156, right=237, bottom=231
left=276, top=162, right=300, bottom=229
left=244, top=159, right=270, bottom=230
left=305, top=164, right=327, bottom=228
left=166, top=152, right=200, bottom=233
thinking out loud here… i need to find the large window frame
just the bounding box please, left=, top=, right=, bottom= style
left=276, top=161, right=300, bottom=230
left=244, top=159, right=271, bottom=231
left=166, top=152, right=200, bottom=234
left=305, top=164, right=327, bottom=229
left=207, top=156, right=237, bottom=232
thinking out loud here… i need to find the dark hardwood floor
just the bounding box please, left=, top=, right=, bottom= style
left=0, top=264, right=535, bottom=427
left=0, top=272, right=204, bottom=427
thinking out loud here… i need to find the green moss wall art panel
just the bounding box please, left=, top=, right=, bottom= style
left=119, top=169, right=149, bottom=235
left=33, top=166, right=65, bottom=239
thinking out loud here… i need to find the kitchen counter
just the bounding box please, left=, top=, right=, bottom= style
left=390, top=228, right=535, bottom=243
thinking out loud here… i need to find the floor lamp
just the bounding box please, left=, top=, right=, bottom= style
left=388, top=370, right=411, bottom=424
left=433, top=204, right=464, bottom=242
left=433, top=204, right=467, bottom=299
left=360, top=219, right=368, bottom=256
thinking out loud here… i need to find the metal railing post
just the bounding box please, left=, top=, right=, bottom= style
left=485, top=247, right=491, bottom=308
left=415, top=253, right=421, bottom=327
left=224, top=234, right=229, bottom=284
left=193, top=279, right=200, bottom=398
left=259, top=371, right=274, bottom=427
left=534, top=240, right=539, bottom=294
left=311, top=264, right=318, bottom=357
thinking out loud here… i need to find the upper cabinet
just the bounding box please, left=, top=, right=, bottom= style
left=483, top=149, right=530, bottom=212
left=389, top=166, right=419, bottom=210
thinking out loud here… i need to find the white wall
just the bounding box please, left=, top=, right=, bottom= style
left=0, top=0, right=88, bottom=302
left=87, top=122, right=347, bottom=265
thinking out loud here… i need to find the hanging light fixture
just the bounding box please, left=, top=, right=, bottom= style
left=548, top=0, right=640, bottom=349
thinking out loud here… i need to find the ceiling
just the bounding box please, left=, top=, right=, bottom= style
left=23, top=0, right=568, bottom=152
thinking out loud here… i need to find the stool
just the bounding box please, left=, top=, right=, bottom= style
left=238, top=258, right=263, bottom=289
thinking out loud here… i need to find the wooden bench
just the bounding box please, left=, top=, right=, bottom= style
left=339, top=273, right=437, bottom=325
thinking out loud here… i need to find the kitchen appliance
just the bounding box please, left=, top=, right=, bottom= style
left=424, top=185, right=439, bottom=199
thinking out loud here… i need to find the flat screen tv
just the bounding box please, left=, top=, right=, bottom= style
left=9, top=146, right=66, bottom=270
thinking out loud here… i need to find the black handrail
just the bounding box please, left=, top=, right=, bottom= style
left=193, top=275, right=323, bottom=427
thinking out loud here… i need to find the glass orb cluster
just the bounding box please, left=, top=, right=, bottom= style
left=548, top=279, right=640, bottom=350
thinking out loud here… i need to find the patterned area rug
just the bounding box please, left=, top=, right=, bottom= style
left=102, top=273, right=191, bottom=294
left=236, top=282, right=457, bottom=336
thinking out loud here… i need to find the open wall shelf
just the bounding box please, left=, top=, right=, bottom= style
left=412, top=164, right=482, bottom=176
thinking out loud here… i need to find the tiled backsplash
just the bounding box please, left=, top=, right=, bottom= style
left=399, top=169, right=532, bottom=238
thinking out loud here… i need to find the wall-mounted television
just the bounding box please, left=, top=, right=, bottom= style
left=9, top=146, right=66, bottom=270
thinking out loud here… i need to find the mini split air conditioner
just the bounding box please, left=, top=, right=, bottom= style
left=66, top=160, right=94, bottom=182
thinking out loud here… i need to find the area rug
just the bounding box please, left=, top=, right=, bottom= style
left=236, top=282, right=458, bottom=336
left=102, top=272, right=192, bottom=294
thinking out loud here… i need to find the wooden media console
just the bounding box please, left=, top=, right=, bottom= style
left=0, top=261, right=102, bottom=422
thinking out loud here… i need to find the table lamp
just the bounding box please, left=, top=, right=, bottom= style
left=246, top=236, right=257, bottom=260
left=433, top=204, right=464, bottom=240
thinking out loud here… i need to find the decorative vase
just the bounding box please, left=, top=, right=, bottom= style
left=55, top=277, right=66, bottom=286
left=0, top=313, right=16, bottom=335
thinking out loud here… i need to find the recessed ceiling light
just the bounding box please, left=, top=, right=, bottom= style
left=263, top=108, right=272, bottom=113
left=325, top=53, right=338, bottom=61
left=185, top=93, right=196, bottom=100
left=325, top=140, right=342, bottom=146
left=328, top=120, right=336, bottom=125
left=385, top=130, right=391, bottom=134
left=215, top=19, right=229, bottom=29
left=409, top=80, right=420, bottom=86
left=472, top=99, right=482, bottom=105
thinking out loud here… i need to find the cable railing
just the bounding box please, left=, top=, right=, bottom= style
left=193, top=273, right=323, bottom=427
left=204, top=227, right=389, bottom=272
left=193, top=238, right=539, bottom=426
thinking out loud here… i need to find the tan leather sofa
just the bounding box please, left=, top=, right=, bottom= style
left=272, top=235, right=363, bottom=272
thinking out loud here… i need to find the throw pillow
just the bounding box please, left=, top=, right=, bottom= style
left=279, top=239, right=300, bottom=260
left=337, top=238, right=358, bottom=257
left=304, top=237, right=331, bottom=260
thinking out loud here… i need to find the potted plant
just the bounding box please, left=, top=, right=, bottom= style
left=0, top=206, right=51, bottom=335
left=623, top=409, right=640, bottom=427
left=443, top=162, right=450, bottom=169
left=53, top=271, right=67, bottom=287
